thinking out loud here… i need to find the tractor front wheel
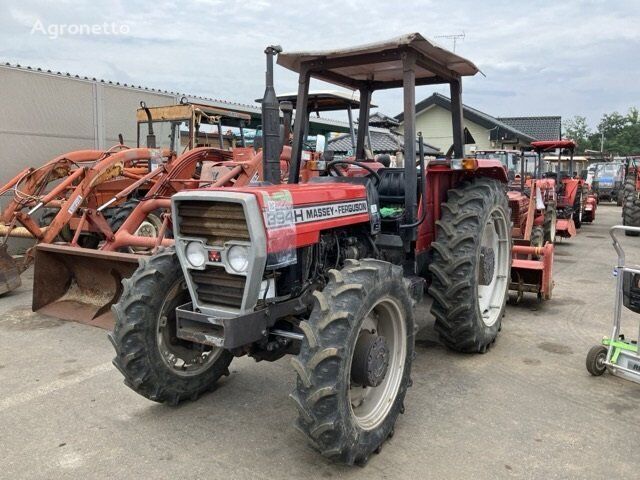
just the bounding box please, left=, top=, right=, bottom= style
left=109, top=199, right=165, bottom=252
left=290, top=259, right=414, bottom=465
left=110, top=248, right=232, bottom=405
left=429, top=177, right=511, bottom=353
left=573, top=188, right=584, bottom=229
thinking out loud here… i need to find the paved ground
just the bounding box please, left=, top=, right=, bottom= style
left=1, top=204, right=640, bottom=479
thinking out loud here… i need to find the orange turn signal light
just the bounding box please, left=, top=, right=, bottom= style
left=462, top=158, right=478, bottom=170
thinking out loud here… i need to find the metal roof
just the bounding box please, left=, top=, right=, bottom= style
left=277, top=32, right=480, bottom=90
left=497, top=116, right=562, bottom=141
left=328, top=129, right=441, bottom=155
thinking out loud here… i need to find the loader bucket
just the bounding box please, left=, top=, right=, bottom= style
left=0, top=244, right=22, bottom=295
left=32, top=244, right=140, bottom=329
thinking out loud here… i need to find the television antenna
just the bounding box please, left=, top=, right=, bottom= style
left=435, top=32, right=466, bottom=52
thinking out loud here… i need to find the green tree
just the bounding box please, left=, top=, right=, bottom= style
left=563, top=116, right=595, bottom=152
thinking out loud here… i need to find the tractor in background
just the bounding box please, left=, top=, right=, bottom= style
left=0, top=101, right=250, bottom=296
left=475, top=149, right=554, bottom=301
left=592, top=161, right=625, bottom=205
left=622, top=156, right=640, bottom=236
left=531, top=140, right=596, bottom=237
left=110, top=33, right=513, bottom=465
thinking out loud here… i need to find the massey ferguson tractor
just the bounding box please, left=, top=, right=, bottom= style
left=110, top=33, right=512, bottom=465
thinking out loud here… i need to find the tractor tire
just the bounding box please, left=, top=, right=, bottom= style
left=530, top=226, right=544, bottom=248
left=40, top=207, right=99, bottom=247
left=109, top=248, right=233, bottom=405
left=623, top=175, right=640, bottom=236
left=429, top=177, right=511, bottom=353
left=108, top=199, right=165, bottom=252
left=573, top=187, right=584, bottom=229
left=543, top=204, right=557, bottom=244
left=586, top=345, right=607, bottom=376
left=290, top=259, right=414, bottom=465
left=39, top=208, right=72, bottom=242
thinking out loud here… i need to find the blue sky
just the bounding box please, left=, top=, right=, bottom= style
left=1, top=0, right=638, bottom=126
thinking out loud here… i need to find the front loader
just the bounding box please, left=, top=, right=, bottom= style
left=110, top=33, right=513, bottom=465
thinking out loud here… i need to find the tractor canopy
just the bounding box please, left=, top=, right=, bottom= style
left=531, top=140, right=576, bottom=152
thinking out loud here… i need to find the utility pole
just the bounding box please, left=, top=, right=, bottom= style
left=600, top=132, right=604, bottom=153
left=435, top=32, right=466, bottom=52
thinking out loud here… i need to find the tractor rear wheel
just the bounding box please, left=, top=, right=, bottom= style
left=109, top=199, right=165, bottom=252
left=530, top=226, right=544, bottom=249
left=543, top=204, right=557, bottom=244
left=623, top=174, right=640, bottom=236
left=290, top=259, right=414, bottom=465
left=109, top=248, right=232, bottom=405
left=429, top=178, right=511, bottom=353
left=573, top=188, right=584, bottom=229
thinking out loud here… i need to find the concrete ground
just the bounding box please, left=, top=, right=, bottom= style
left=1, top=204, right=639, bottom=479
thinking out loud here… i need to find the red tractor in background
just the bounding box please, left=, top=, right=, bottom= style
left=622, top=156, right=640, bottom=235
left=531, top=140, right=596, bottom=238
left=475, top=149, right=554, bottom=301
left=110, top=33, right=513, bottom=465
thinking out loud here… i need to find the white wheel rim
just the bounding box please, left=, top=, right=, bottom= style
left=129, top=214, right=163, bottom=253
left=477, top=208, right=510, bottom=327
left=156, top=280, right=223, bottom=377
left=550, top=210, right=557, bottom=241
left=349, top=297, right=407, bottom=431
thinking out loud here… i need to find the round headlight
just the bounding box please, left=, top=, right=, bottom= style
left=185, top=241, right=206, bottom=268
left=227, top=245, right=249, bottom=273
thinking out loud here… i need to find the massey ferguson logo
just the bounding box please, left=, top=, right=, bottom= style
left=264, top=200, right=368, bottom=228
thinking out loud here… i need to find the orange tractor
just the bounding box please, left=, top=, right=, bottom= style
left=475, top=149, right=554, bottom=301
left=531, top=140, right=597, bottom=238
left=0, top=102, right=251, bottom=295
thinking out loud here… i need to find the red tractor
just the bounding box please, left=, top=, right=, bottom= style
left=622, top=156, right=640, bottom=236
left=110, top=34, right=512, bottom=465
left=474, top=149, right=554, bottom=301
left=531, top=140, right=596, bottom=238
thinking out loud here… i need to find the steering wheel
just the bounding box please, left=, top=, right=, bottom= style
left=326, top=160, right=381, bottom=187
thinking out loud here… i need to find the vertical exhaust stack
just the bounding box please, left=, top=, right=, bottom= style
left=140, top=101, right=156, bottom=148
left=262, top=45, right=283, bottom=184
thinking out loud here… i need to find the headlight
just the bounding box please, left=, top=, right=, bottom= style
left=227, top=245, right=249, bottom=273
left=185, top=241, right=206, bottom=268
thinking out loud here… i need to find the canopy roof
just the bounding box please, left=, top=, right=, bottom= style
left=136, top=103, right=251, bottom=126
left=277, top=32, right=480, bottom=90
left=255, top=90, right=377, bottom=111
left=531, top=140, right=576, bottom=151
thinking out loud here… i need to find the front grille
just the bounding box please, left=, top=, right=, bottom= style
left=190, top=266, right=246, bottom=308
left=178, top=201, right=249, bottom=245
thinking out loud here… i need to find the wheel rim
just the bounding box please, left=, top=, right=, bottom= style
left=477, top=207, right=510, bottom=327
left=578, top=193, right=583, bottom=222
left=596, top=351, right=606, bottom=370
left=156, top=279, right=223, bottom=377
left=129, top=214, right=163, bottom=253
left=549, top=209, right=557, bottom=241
left=349, top=297, right=407, bottom=431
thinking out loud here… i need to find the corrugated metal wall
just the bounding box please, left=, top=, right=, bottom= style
left=0, top=65, right=178, bottom=211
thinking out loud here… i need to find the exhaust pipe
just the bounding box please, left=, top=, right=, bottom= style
left=262, top=45, right=283, bottom=184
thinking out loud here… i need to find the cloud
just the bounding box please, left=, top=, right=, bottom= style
left=0, top=0, right=638, bottom=127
